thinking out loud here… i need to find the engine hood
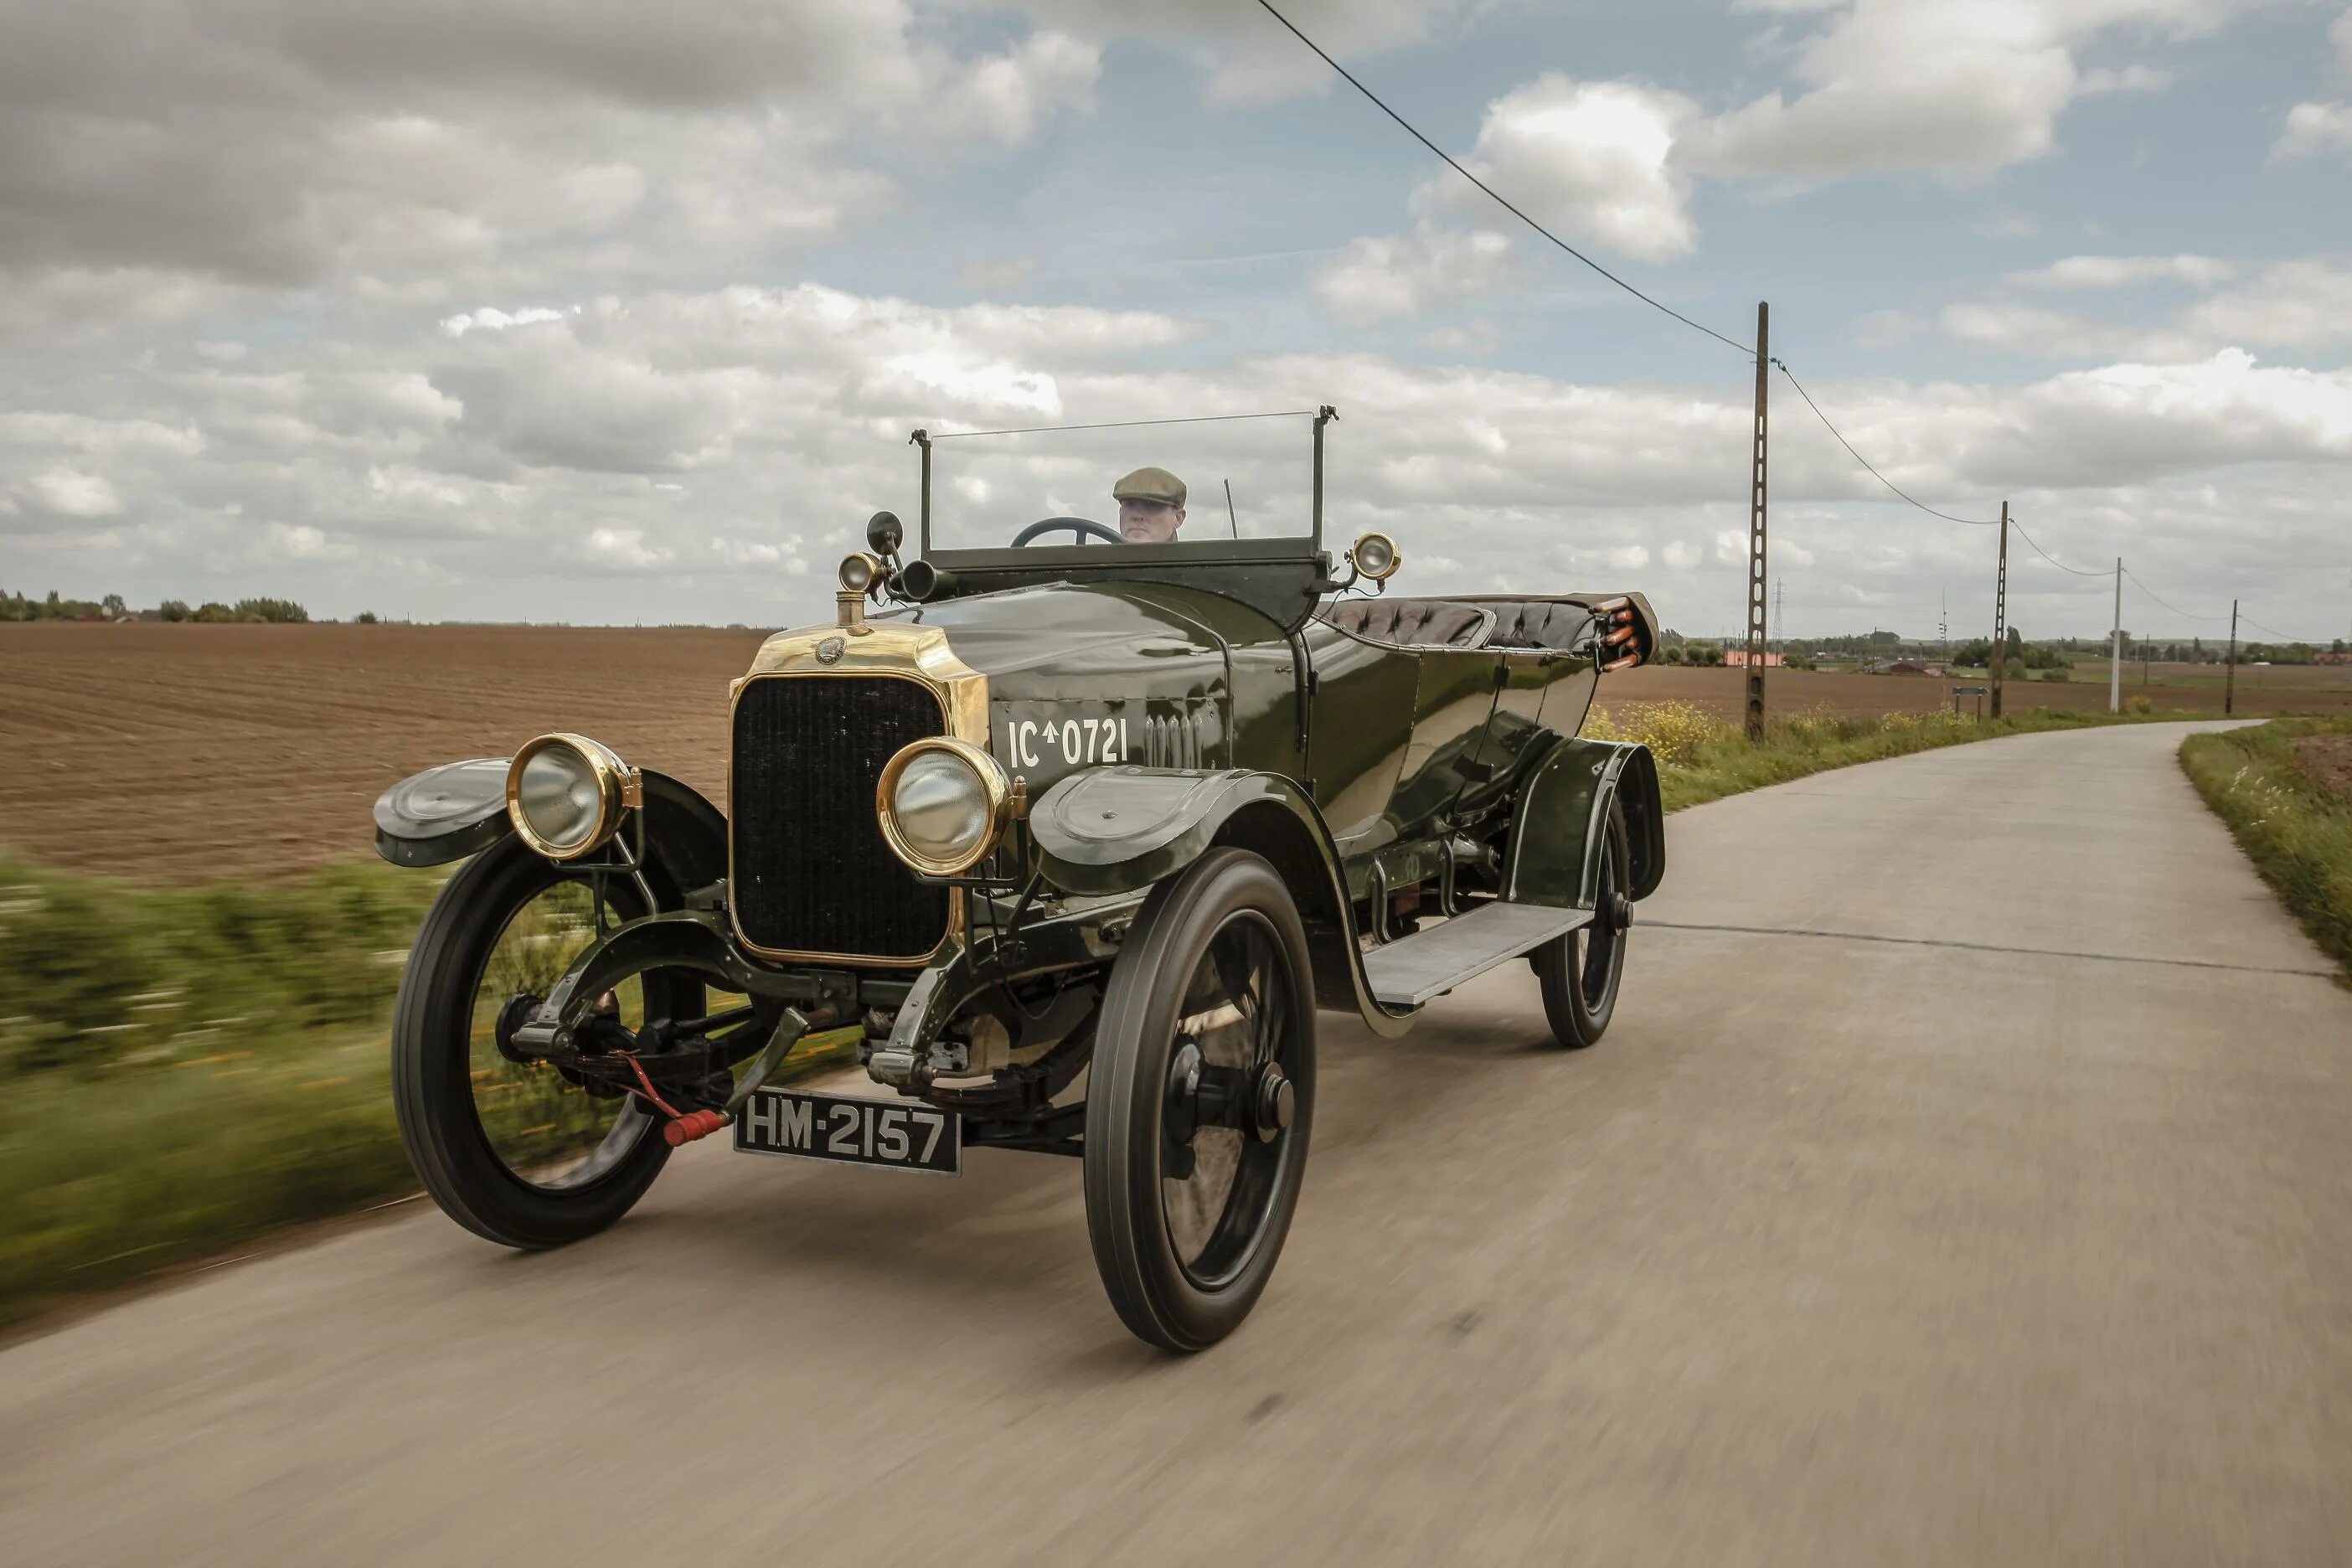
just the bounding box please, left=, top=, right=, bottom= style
left=899, top=580, right=1278, bottom=703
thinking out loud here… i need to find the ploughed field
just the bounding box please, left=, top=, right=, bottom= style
left=4, top=623, right=762, bottom=881
left=8, top=622, right=2349, bottom=880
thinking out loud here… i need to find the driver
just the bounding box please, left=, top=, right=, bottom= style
left=1113, top=467, right=1187, bottom=544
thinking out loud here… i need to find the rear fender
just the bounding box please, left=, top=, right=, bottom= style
left=374, top=760, right=726, bottom=904
left=1502, top=739, right=1665, bottom=909
left=1028, top=766, right=1415, bottom=1036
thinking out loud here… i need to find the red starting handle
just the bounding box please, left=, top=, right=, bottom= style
left=663, top=1110, right=729, bottom=1147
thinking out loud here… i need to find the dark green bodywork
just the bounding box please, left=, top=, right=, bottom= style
left=375, top=551, right=1665, bottom=1087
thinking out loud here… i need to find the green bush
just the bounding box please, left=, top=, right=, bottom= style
left=233, top=597, right=309, bottom=624
left=0, top=855, right=440, bottom=1079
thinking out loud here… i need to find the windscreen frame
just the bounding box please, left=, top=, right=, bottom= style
left=910, top=406, right=1336, bottom=565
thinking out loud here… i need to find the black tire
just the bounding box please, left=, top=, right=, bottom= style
left=1084, top=848, right=1316, bottom=1353
left=391, top=838, right=689, bottom=1250
left=1533, top=802, right=1631, bottom=1050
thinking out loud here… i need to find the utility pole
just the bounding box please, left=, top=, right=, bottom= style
left=1989, top=502, right=2009, bottom=719
left=1744, top=301, right=1769, bottom=741
left=1773, top=576, right=1784, bottom=657
left=2225, top=598, right=2239, bottom=716
left=2108, top=557, right=2123, bottom=714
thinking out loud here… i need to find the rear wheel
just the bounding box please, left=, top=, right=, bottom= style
left=1084, top=848, right=1316, bottom=1353
left=1533, top=802, right=1631, bottom=1050
left=392, top=837, right=698, bottom=1250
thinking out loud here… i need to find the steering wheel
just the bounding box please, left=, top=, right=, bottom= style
left=1011, top=515, right=1123, bottom=547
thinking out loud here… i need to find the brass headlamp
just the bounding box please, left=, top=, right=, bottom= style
left=875, top=736, right=1014, bottom=877
left=505, top=733, right=640, bottom=860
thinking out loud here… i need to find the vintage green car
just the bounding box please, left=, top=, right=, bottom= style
left=374, top=409, right=1663, bottom=1351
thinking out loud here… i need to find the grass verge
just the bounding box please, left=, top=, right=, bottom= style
left=0, top=854, right=851, bottom=1328
left=1586, top=699, right=2183, bottom=812
left=0, top=701, right=2198, bottom=1329
left=2179, top=718, right=2352, bottom=980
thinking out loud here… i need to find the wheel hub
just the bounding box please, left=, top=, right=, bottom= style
left=1164, top=1039, right=1204, bottom=1145
left=1602, top=890, right=1632, bottom=934
left=1251, top=1063, right=1293, bottom=1143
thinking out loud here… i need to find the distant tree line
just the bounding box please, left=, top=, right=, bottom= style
left=3, top=589, right=315, bottom=624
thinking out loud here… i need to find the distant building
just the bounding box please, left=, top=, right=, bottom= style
left=1863, top=659, right=1943, bottom=677
left=1721, top=649, right=1784, bottom=668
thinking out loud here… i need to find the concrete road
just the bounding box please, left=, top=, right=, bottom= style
left=7, top=722, right=2350, bottom=1565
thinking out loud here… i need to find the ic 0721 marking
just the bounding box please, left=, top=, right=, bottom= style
left=733, top=1088, right=960, bottom=1175
left=1003, top=713, right=1130, bottom=771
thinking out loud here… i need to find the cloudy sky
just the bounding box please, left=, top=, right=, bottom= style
left=4, top=0, right=2349, bottom=643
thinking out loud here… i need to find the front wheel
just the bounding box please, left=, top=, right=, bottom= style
left=1084, top=848, right=1316, bottom=1353
left=391, top=837, right=695, bottom=1250
left=1532, top=802, right=1631, bottom=1049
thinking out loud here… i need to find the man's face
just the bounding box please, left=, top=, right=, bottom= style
left=1119, top=499, right=1184, bottom=544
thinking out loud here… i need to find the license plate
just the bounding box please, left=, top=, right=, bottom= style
left=732, top=1088, right=959, bottom=1176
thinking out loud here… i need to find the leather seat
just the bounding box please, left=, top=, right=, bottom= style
left=1477, top=600, right=1592, bottom=651
left=1317, top=598, right=1494, bottom=648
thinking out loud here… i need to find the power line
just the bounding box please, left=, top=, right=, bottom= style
left=2009, top=518, right=2112, bottom=576
left=1774, top=364, right=2000, bottom=525
left=1255, top=0, right=1754, bottom=358
left=2240, top=610, right=2330, bottom=643
left=2120, top=565, right=2227, bottom=622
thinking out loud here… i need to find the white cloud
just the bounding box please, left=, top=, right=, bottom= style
left=1312, top=226, right=1513, bottom=323
left=583, top=527, right=668, bottom=569
left=925, top=31, right=1100, bottom=147
left=0, top=0, right=1106, bottom=321
left=26, top=469, right=124, bottom=518
left=2006, top=254, right=2235, bottom=289
left=1947, top=259, right=2352, bottom=358
left=2181, top=260, right=2352, bottom=348
left=2276, top=101, right=2352, bottom=160
left=1438, top=77, right=1700, bottom=263
left=9, top=285, right=2352, bottom=633
left=263, top=522, right=347, bottom=561
left=1684, top=2, right=2291, bottom=185
left=441, top=306, right=575, bottom=337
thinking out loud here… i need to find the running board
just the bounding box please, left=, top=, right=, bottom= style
left=1362, top=902, right=1591, bottom=1008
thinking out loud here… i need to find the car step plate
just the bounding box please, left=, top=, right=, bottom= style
left=733, top=1087, right=960, bottom=1175
left=1363, top=901, right=1591, bottom=1008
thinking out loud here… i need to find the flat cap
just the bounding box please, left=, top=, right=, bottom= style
left=1112, top=466, right=1186, bottom=508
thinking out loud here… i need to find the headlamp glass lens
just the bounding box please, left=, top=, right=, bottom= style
left=891, top=750, right=989, bottom=865
left=517, top=745, right=602, bottom=851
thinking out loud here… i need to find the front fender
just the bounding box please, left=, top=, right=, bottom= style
left=1029, top=766, right=1416, bottom=1037
left=1503, top=738, right=1666, bottom=910
left=374, top=760, right=727, bottom=900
